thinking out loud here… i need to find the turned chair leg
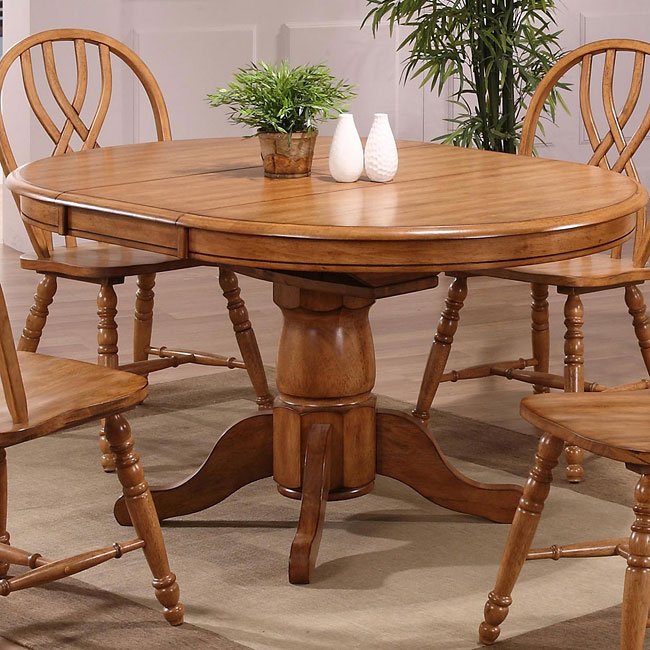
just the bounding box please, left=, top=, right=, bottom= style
left=563, top=291, right=585, bottom=483
left=97, top=281, right=120, bottom=369
left=0, top=449, right=9, bottom=578
left=219, top=268, right=273, bottom=409
left=17, top=274, right=57, bottom=353
left=97, top=282, right=120, bottom=473
left=479, top=434, right=564, bottom=645
left=133, top=273, right=156, bottom=369
left=625, top=284, right=650, bottom=376
left=104, top=414, right=184, bottom=625
left=413, top=274, right=468, bottom=421
left=531, top=283, right=550, bottom=394
left=621, top=471, right=650, bottom=649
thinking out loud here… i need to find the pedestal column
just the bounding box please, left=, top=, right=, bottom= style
left=273, top=284, right=377, bottom=501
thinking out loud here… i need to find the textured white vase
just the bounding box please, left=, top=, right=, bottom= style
left=328, top=113, right=364, bottom=183
left=364, top=113, right=398, bottom=182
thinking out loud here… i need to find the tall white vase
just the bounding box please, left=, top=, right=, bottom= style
left=328, top=113, right=364, bottom=183
left=364, top=113, right=398, bottom=182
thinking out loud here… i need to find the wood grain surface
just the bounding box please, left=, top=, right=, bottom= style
left=520, top=390, right=650, bottom=465
left=8, top=138, right=647, bottom=272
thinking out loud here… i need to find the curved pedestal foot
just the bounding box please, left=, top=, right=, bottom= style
left=288, top=424, right=332, bottom=585
left=376, top=409, right=522, bottom=523
left=115, top=412, right=273, bottom=525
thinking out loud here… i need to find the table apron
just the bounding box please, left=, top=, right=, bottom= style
left=20, top=199, right=637, bottom=273
left=186, top=218, right=636, bottom=272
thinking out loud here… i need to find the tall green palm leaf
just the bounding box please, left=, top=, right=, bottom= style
left=363, top=0, right=565, bottom=153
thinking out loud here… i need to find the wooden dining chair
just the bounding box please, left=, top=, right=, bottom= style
left=414, top=39, right=650, bottom=483
left=0, top=29, right=272, bottom=471
left=479, top=389, right=650, bottom=648
left=0, top=280, right=183, bottom=625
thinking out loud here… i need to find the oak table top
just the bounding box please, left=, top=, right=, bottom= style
left=8, top=137, right=647, bottom=273
left=7, top=137, right=649, bottom=587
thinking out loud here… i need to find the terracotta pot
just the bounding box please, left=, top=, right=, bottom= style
left=258, top=131, right=317, bottom=178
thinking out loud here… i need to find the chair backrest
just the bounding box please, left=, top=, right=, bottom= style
left=520, top=39, right=650, bottom=265
left=0, top=284, right=27, bottom=426
left=0, top=29, right=172, bottom=258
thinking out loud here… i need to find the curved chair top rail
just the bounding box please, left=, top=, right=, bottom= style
left=520, top=39, right=650, bottom=264
left=0, top=28, right=172, bottom=175
left=520, top=39, right=650, bottom=177
left=0, top=28, right=172, bottom=256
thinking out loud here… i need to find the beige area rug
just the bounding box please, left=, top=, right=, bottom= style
left=2, top=370, right=648, bottom=649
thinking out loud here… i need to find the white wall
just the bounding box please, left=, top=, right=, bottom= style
left=3, top=1, right=650, bottom=250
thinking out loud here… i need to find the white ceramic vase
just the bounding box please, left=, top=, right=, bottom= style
left=364, top=113, right=398, bottom=182
left=328, top=113, right=364, bottom=183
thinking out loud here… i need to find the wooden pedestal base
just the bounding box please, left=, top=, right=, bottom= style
left=115, top=408, right=521, bottom=582
left=115, top=281, right=522, bottom=584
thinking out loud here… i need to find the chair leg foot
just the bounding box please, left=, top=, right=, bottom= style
left=105, top=414, right=184, bottom=626
left=563, top=291, right=585, bottom=483
left=479, top=434, right=563, bottom=645
left=479, top=593, right=512, bottom=645
left=565, top=445, right=585, bottom=483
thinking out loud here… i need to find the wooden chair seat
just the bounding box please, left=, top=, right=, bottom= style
left=0, top=351, right=146, bottom=446
left=520, top=391, right=650, bottom=465
left=480, top=387, right=650, bottom=648
left=472, top=253, right=650, bottom=288
left=20, top=244, right=197, bottom=280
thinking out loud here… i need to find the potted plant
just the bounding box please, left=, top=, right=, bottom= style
left=363, top=0, right=565, bottom=153
left=208, top=61, right=356, bottom=178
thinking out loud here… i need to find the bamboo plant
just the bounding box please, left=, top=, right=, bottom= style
left=363, top=0, right=565, bottom=153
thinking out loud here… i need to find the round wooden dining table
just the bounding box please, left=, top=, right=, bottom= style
left=8, top=137, right=648, bottom=584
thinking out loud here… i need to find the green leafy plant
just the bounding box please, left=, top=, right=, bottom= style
left=207, top=61, right=356, bottom=135
left=363, top=0, right=566, bottom=153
